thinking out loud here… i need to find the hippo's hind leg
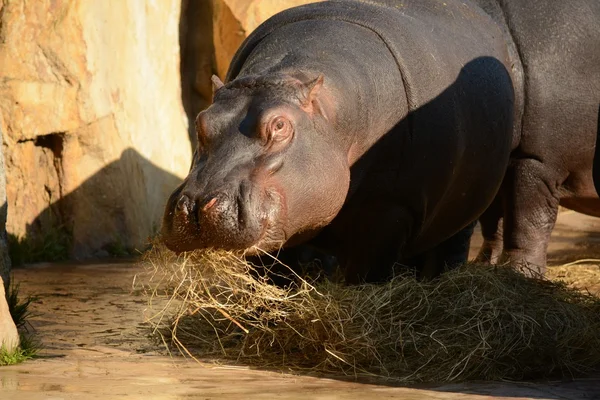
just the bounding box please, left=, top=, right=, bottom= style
left=415, top=221, right=476, bottom=280
left=499, top=158, right=562, bottom=276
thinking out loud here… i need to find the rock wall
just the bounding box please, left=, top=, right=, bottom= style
left=0, top=1, right=192, bottom=259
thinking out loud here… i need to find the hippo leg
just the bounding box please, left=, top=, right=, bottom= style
left=336, top=204, right=413, bottom=285
left=245, top=248, right=304, bottom=287
left=246, top=245, right=338, bottom=287
left=475, top=195, right=504, bottom=264
left=340, top=235, right=399, bottom=285
left=416, top=221, right=477, bottom=280
left=499, top=158, right=561, bottom=276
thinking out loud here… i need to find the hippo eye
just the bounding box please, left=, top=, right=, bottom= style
left=266, top=116, right=293, bottom=145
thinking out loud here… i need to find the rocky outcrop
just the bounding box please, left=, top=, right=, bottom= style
left=0, top=1, right=192, bottom=259
left=0, top=276, right=19, bottom=353
left=0, top=117, right=17, bottom=352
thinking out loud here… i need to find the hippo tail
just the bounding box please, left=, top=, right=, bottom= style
left=594, top=104, right=600, bottom=196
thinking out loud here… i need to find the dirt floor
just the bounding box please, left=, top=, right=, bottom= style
left=2, top=211, right=600, bottom=399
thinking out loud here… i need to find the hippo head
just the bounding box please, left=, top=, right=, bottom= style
left=161, top=73, right=350, bottom=255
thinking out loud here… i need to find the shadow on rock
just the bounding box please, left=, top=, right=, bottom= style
left=9, top=148, right=183, bottom=265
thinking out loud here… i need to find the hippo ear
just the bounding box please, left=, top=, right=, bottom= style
left=301, top=74, right=328, bottom=120
left=211, top=74, right=225, bottom=96
left=304, top=74, right=324, bottom=104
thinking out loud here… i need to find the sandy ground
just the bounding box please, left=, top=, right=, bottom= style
left=1, top=211, right=600, bottom=400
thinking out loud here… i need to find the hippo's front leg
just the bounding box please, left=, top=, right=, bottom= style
left=335, top=203, right=414, bottom=285
left=475, top=195, right=504, bottom=264
left=417, top=221, right=477, bottom=280
left=499, top=158, right=562, bottom=276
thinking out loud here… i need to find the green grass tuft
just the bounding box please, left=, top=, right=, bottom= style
left=0, top=334, right=40, bottom=366
left=7, top=281, right=38, bottom=328
left=105, top=237, right=133, bottom=257
left=1, top=279, right=41, bottom=366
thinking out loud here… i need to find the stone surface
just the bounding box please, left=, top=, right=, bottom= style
left=212, top=0, right=323, bottom=79
left=0, top=275, right=19, bottom=353
left=0, top=1, right=192, bottom=259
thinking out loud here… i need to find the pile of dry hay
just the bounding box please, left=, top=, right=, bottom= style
left=143, top=245, right=600, bottom=383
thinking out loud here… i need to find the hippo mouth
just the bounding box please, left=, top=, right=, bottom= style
left=160, top=184, right=287, bottom=255
left=248, top=188, right=287, bottom=254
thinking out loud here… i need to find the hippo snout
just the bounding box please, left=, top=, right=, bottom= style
left=175, top=193, right=194, bottom=216
left=161, top=181, right=273, bottom=254
left=174, top=191, right=221, bottom=219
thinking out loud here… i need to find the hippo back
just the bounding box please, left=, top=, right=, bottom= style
left=227, top=0, right=513, bottom=114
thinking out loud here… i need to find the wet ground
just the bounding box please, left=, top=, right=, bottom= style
left=2, top=211, right=600, bottom=399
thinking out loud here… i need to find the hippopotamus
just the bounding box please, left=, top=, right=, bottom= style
left=162, top=0, right=600, bottom=283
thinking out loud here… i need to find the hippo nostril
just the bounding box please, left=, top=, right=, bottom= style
left=176, top=194, right=193, bottom=216
left=202, top=197, right=218, bottom=212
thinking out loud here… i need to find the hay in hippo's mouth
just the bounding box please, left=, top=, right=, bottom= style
left=142, top=244, right=600, bottom=383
